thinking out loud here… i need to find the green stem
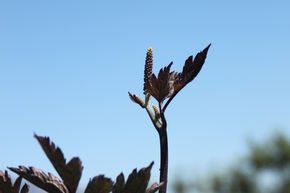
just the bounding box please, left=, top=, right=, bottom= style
left=145, top=97, right=162, bottom=129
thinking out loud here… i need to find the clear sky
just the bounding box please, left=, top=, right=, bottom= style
left=0, top=0, right=289, bottom=191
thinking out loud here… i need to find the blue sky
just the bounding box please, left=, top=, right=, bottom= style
left=0, top=0, right=289, bottom=191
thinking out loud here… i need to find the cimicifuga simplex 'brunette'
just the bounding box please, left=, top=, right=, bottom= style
left=129, top=44, right=211, bottom=193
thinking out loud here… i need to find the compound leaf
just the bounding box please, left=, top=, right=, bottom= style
left=20, top=184, right=29, bottom=193
left=112, top=173, right=125, bottom=193
left=0, top=170, right=29, bottom=193
left=123, top=162, right=153, bottom=193
left=180, top=44, right=211, bottom=88
left=148, top=63, right=175, bottom=103
left=84, top=175, right=113, bottom=193
left=9, top=166, right=68, bottom=193
left=34, top=134, right=83, bottom=193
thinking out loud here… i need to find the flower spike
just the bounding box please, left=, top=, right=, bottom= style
left=143, top=47, right=153, bottom=94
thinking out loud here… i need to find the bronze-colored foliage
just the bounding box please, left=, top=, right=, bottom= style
left=83, top=162, right=160, bottom=193
left=20, top=184, right=29, bottom=193
left=164, top=44, right=211, bottom=112
left=34, top=134, right=83, bottom=193
left=9, top=166, right=68, bottom=193
left=0, top=171, right=29, bottom=193
left=177, top=44, right=211, bottom=91
left=123, top=162, right=153, bottom=193
left=84, top=175, right=113, bottom=193
left=129, top=44, right=211, bottom=110
left=112, top=173, right=125, bottom=193
left=147, top=62, right=175, bottom=103
left=6, top=134, right=161, bottom=193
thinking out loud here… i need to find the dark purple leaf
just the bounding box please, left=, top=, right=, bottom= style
left=84, top=175, right=113, bottom=193
left=9, top=166, right=68, bottom=193
left=0, top=170, right=30, bottom=193
left=112, top=173, right=125, bottom=193
left=123, top=162, right=153, bottom=193
left=180, top=44, right=211, bottom=85
left=148, top=63, right=175, bottom=103
left=20, top=184, right=29, bottom=193
left=34, top=134, right=83, bottom=193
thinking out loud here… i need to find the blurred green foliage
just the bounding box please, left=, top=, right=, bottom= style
left=172, top=133, right=290, bottom=193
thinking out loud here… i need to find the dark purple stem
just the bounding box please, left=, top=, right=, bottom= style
left=158, top=102, right=168, bottom=193
left=163, top=87, right=184, bottom=113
